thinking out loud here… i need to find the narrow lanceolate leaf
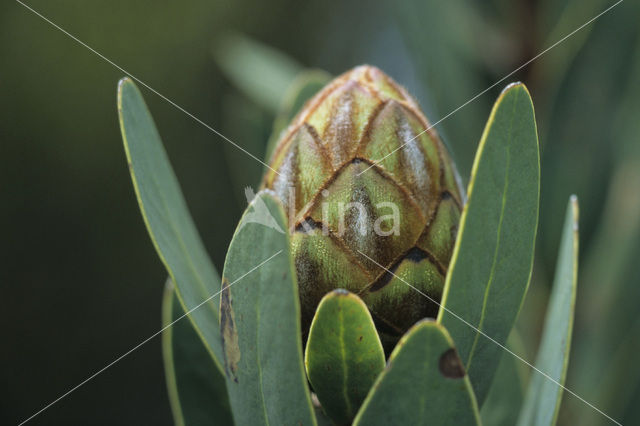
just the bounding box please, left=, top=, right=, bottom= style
left=437, top=82, right=540, bottom=405
left=213, top=33, right=302, bottom=112
left=481, top=331, right=529, bottom=426
left=264, top=70, right=331, bottom=162
left=353, top=320, right=481, bottom=426
left=117, top=78, right=224, bottom=370
left=162, top=279, right=233, bottom=426
left=220, top=191, right=315, bottom=426
left=517, top=196, right=579, bottom=426
left=305, top=290, right=385, bottom=425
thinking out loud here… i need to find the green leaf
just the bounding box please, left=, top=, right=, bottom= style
left=305, top=290, right=385, bottom=425
left=213, top=32, right=302, bottom=112
left=437, top=82, right=540, bottom=405
left=570, top=41, right=640, bottom=421
left=391, top=0, right=492, bottom=176
left=162, top=279, right=233, bottom=426
left=220, top=191, right=315, bottom=425
left=264, top=70, right=331, bottom=162
left=481, top=330, right=529, bottom=426
left=517, top=196, right=579, bottom=426
left=117, top=78, right=224, bottom=370
left=353, top=320, right=481, bottom=426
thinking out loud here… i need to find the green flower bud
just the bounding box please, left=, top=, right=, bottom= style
left=262, top=65, right=463, bottom=347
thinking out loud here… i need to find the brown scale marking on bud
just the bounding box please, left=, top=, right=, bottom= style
left=415, top=191, right=462, bottom=268
left=267, top=71, right=374, bottom=168
left=299, top=158, right=428, bottom=274
left=439, top=148, right=464, bottom=208
left=294, top=230, right=374, bottom=337
left=297, top=157, right=426, bottom=225
left=266, top=66, right=459, bottom=220
left=293, top=219, right=374, bottom=284
left=321, top=82, right=358, bottom=168
left=359, top=247, right=447, bottom=294
left=269, top=122, right=334, bottom=214
left=314, top=81, right=384, bottom=169
left=366, top=67, right=417, bottom=107
left=290, top=156, right=452, bottom=326
left=292, top=156, right=442, bottom=277
left=342, top=175, right=390, bottom=270
left=262, top=66, right=465, bottom=340
left=364, top=246, right=446, bottom=294
left=294, top=217, right=324, bottom=234
left=353, top=99, right=389, bottom=154
left=294, top=251, right=324, bottom=340
left=354, top=98, right=445, bottom=224
left=359, top=78, right=463, bottom=209
left=294, top=217, right=374, bottom=274
left=359, top=68, right=451, bottom=182
left=266, top=66, right=417, bottom=177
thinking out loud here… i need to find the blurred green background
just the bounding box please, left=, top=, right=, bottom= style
left=2, top=0, right=639, bottom=424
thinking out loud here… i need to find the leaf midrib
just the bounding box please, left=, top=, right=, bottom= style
left=256, top=296, right=271, bottom=426
left=148, top=170, right=216, bottom=312
left=124, top=100, right=218, bottom=320
left=339, top=304, right=353, bottom=418
left=465, top=90, right=518, bottom=370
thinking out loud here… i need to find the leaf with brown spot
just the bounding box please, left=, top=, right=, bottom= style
left=220, top=281, right=240, bottom=383
left=221, top=191, right=315, bottom=425
left=438, top=83, right=540, bottom=405
left=439, top=348, right=466, bottom=379
left=353, top=320, right=481, bottom=425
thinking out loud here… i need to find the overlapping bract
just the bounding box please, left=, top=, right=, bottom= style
left=262, top=66, right=463, bottom=343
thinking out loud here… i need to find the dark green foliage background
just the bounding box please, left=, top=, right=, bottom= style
left=1, top=0, right=638, bottom=424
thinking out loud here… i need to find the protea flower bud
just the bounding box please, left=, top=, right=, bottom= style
left=262, top=65, right=463, bottom=347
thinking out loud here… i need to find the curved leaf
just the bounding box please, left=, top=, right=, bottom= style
left=437, top=82, right=540, bottom=405
left=481, top=330, right=529, bottom=426
left=213, top=33, right=302, bottom=112
left=118, top=78, right=224, bottom=370
left=517, top=196, right=579, bottom=426
left=353, top=320, right=481, bottom=425
left=305, top=290, right=385, bottom=425
left=391, top=0, right=491, bottom=176
left=162, top=279, right=233, bottom=426
left=220, top=191, right=316, bottom=425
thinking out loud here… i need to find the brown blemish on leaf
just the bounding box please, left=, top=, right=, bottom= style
left=220, top=280, right=241, bottom=383
left=439, top=348, right=466, bottom=379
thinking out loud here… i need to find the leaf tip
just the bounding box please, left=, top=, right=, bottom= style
left=569, top=194, right=579, bottom=231
left=569, top=193, right=578, bottom=205
left=117, top=76, right=134, bottom=95
left=116, top=76, right=138, bottom=115
left=500, top=81, right=531, bottom=98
